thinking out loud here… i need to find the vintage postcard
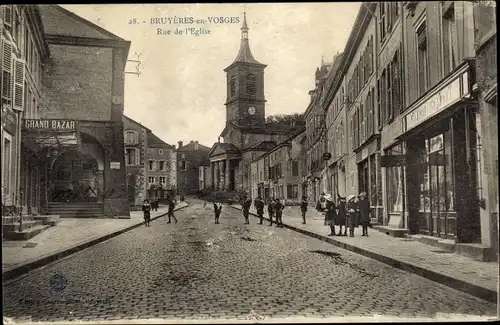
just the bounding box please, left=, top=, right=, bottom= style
left=1, top=2, right=498, bottom=324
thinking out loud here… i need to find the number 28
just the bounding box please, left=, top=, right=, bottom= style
left=129, top=18, right=137, bottom=24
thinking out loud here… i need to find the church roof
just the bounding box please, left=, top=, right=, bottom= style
left=244, top=140, right=277, bottom=151
left=227, top=13, right=265, bottom=67
left=208, top=142, right=241, bottom=158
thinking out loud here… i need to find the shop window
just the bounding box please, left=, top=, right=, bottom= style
left=442, top=3, right=458, bottom=75
left=386, top=144, right=406, bottom=213
left=2, top=134, right=13, bottom=202
left=370, top=154, right=379, bottom=207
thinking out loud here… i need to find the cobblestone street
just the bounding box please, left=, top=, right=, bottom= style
left=3, top=202, right=497, bottom=322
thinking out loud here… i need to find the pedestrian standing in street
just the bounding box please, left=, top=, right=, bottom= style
left=324, top=194, right=337, bottom=236
left=358, top=192, right=371, bottom=236
left=336, top=195, right=347, bottom=236
left=167, top=198, right=178, bottom=224
left=213, top=201, right=222, bottom=224
left=267, top=197, right=275, bottom=226
left=346, top=195, right=359, bottom=237
left=274, top=198, right=284, bottom=227
left=242, top=196, right=252, bottom=224
left=300, top=196, right=308, bottom=224
left=254, top=196, right=265, bottom=224
left=142, top=199, right=151, bottom=227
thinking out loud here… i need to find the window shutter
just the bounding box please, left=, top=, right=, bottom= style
left=3, top=5, right=13, bottom=28
left=135, top=149, right=140, bottom=165
left=13, top=58, right=24, bottom=111
left=2, top=41, right=13, bottom=101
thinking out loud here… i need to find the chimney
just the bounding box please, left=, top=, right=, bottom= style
left=177, top=141, right=183, bottom=149
left=194, top=141, right=199, bottom=150
left=218, top=136, right=221, bottom=143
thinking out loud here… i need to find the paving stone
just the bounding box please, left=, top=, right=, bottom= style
left=2, top=200, right=496, bottom=322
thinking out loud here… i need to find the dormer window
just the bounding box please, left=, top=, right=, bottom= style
left=230, top=76, right=236, bottom=96
left=246, top=73, right=256, bottom=95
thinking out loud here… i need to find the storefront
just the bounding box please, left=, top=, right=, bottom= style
left=397, top=60, right=480, bottom=243
left=356, top=139, right=382, bottom=223
left=21, top=118, right=129, bottom=217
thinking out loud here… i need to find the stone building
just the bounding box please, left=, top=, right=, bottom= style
left=249, top=130, right=304, bottom=204
left=123, top=115, right=148, bottom=207
left=2, top=5, right=131, bottom=218
left=472, top=0, right=498, bottom=257
left=176, top=140, right=210, bottom=196
left=206, top=13, right=301, bottom=195
left=145, top=132, right=176, bottom=201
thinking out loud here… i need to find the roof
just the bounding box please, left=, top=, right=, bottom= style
left=225, top=13, right=265, bottom=69
left=178, top=141, right=212, bottom=152
left=147, top=132, right=174, bottom=149
left=208, top=142, right=240, bottom=157
left=246, top=140, right=277, bottom=151
left=39, top=5, right=126, bottom=40
left=220, top=120, right=300, bottom=137
left=123, top=115, right=151, bottom=132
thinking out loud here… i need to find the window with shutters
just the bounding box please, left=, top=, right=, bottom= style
left=292, top=160, right=299, bottom=176
left=442, top=3, right=458, bottom=76
left=379, top=2, right=386, bottom=43
left=2, top=133, right=13, bottom=203
left=246, top=73, right=256, bottom=95
left=230, top=75, right=236, bottom=96
left=3, top=5, right=13, bottom=33
left=360, top=103, right=365, bottom=144
left=391, top=49, right=402, bottom=117
left=13, top=7, right=21, bottom=45
left=124, top=130, right=138, bottom=145
left=2, top=41, right=13, bottom=103
left=180, top=160, right=189, bottom=171
left=13, top=58, right=24, bottom=111
left=417, top=22, right=430, bottom=96
left=287, top=184, right=293, bottom=199
left=368, top=89, right=375, bottom=136
left=386, top=63, right=393, bottom=123
left=125, top=148, right=136, bottom=166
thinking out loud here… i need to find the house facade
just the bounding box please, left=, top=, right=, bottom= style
left=145, top=132, right=176, bottom=201
left=2, top=5, right=131, bottom=218
left=176, top=140, right=210, bottom=195
left=123, top=115, right=148, bottom=207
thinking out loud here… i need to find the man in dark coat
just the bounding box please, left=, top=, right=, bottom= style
left=254, top=196, right=265, bottom=224
left=274, top=198, right=284, bottom=227
left=167, top=198, right=178, bottom=224
left=358, top=192, right=371, bottom=236
left=242, top=197, right=252, bottom=224
left=267, top=197, right=275, bottom=226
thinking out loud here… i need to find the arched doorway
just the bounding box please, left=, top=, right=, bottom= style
left=49, top=150, right=104, bottom=203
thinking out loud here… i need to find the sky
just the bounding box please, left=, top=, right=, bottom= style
left=61, top=3, right=361, bottom=148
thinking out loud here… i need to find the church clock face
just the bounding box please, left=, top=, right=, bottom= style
left=248, top=107, right=256, bottom=115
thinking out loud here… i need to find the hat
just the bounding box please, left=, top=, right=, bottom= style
left=347, top=195, right=356, bottom=202
left=359, top=192, right=367, bottom=198
left=324, top=194, right=333, bottom=201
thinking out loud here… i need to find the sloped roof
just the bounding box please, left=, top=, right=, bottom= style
left=245, top=140, right=277, bottom=151
left=123, top=115, right=151, bottom=132
left=225, top=13, right=265, bottom=69
left=178, top=141, right=212, bottom=152
left=147, top=132, right=174, bottom=149
left=39, top=5, right=126, bottom=40
left=208, top=142, right=240, bottom=157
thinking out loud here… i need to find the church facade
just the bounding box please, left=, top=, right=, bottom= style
left=204, top=14, right=300, bottom=195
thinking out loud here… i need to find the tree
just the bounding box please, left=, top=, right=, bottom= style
left=265, top=113, right=305, bottom=126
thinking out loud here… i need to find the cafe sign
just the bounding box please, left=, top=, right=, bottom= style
left=23, top=119, right=76, bottom=131
left=405, top=77, right=461, bottom=132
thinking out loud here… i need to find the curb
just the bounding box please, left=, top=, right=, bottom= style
left=229, top=205, right=497, bottom=303
left=2, top=204, right=189, bottom=283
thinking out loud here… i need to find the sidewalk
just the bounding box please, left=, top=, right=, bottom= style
left=231, top=204, right=499, bottom=303
left=2, top=202, right=188, bottom=281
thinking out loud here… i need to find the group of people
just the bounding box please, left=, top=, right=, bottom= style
left=316, top=192, right=371, bottom=237
left=141, top=197, right=178, bottom=227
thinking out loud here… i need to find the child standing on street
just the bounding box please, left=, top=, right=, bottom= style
left=142, top=199, right=151, bottom=227
left=254, top=196, right=265, bottom=224
left=346, top=195, right=359, bottom=237
left=167, top=198, right=178, bottom=224
left=358, top=192, right=371, bottom=236
left=267, top=197, right=275, bottom=226
left=242, top=197, right=252, bottom=224
left=300, top=196, right=308, bottom=224
left=213, top=201, right=222, bottom=224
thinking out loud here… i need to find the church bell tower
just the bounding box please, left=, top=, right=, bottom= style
left=224, top=13, right=267, bottom=127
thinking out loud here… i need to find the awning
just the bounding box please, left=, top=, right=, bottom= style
left=22, top=130, right=78, bottom=152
